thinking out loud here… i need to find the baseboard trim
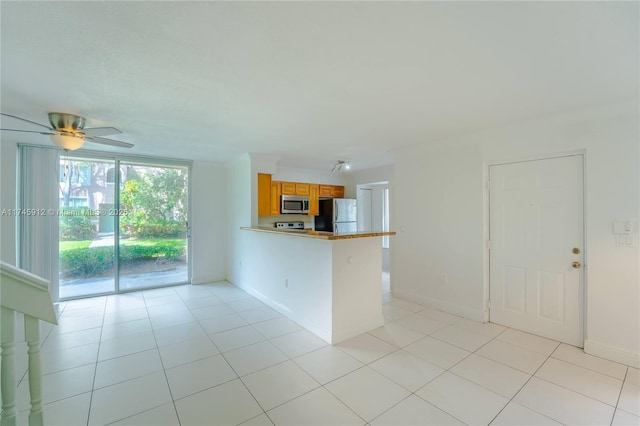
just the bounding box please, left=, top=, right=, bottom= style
left=332, top=315, right=385, bottom=344
left=393, top=289, right=485, bottom=322
left=234, top=281, right=333, bottom=343
left=584, top=339, right=640, bottom=368
left=191, top=275, right=227, bottom=285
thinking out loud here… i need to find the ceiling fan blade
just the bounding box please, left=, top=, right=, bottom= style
left=0, top=128, right=54, bottom=135
left=83, top=127, right=122, bottom=137
left=1, top=113, right=53, bottom=131
left=86, top=135, right=134, bottom=149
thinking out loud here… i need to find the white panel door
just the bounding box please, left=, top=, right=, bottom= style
left=489, top=155, right=584, bottom=346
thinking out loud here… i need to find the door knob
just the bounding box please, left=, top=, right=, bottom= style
left=572, top=261, right=581, bottom=269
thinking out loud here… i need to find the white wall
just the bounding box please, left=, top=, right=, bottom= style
left=0, top=141, right=18, bottom=265
left=392, top=101, right=640, bottom=366
left=344, top=165, right=393, bottom=199
left=393, top=144, right=485, bottom=319
left=226, top=154, right=253, bottom=285
left=273, top=166, right=344, bottom=186
left=236, top=229, right=384, bottom=343
left=235, top=230, right=334, bottom=341
left=190, top=160, right=227, bottom=284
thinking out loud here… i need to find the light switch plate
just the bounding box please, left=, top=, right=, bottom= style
left=613, top=220, right=634, bottom=234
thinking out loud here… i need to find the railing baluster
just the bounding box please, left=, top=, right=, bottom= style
left=24, top=315, right=43, bottom=426
left=1, top=307, right=17, bottom=426
left=1, top=262, right=57, bottom=426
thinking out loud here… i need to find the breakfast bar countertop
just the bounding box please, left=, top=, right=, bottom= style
left=240, top=226, right=396, bottom=240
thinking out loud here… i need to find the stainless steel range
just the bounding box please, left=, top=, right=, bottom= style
left=274, top=221, right=305, bottom=230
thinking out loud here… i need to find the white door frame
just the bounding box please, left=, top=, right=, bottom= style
left=483, top=151, right=587, bottom=345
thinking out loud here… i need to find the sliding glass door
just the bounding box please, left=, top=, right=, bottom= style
left=58, top=156, right=116, bottom=299
left=57, top=154, right=190, bottom=299
left=118, top=162, right=189, bottom=291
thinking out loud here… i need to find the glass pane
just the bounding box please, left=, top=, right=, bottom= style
left=58, top=157, right=116, bottom=298
left=118, top=163, right=188, bottom=291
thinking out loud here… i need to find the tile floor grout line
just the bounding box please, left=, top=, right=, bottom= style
left=485, top=340, right=564, bottom=425
left=408, top=391, right=469, bottom=426
left=549, top=348, right=629, bottom=381
left=405, top=326, right=546, bottom=426
left=235, top=374, right=274, bottom=420
left=545, top=355, right=629, bottom=383
left=319, top=369, right=378, bottom=426
left=617, top=366, right=631, bottom=399
left=608, top=367, right=629, bottom=426
left=84, top=296, right=107, bottom=426
left=470, top=336, right=552, bottom=376
left=143, top=291, right=183, bottom=426
left=173, top=284, right=290, bottom=424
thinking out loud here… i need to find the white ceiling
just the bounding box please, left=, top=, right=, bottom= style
left=1, top=1, right=637, bottom=171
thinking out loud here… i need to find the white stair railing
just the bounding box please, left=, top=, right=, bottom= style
left=1, top=262, right=57, bottom=426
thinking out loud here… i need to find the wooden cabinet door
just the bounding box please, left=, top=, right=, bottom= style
left=309, top=184, right=319, bottom=215
left=331, top=186, right=345, bottom=198
left=281, top=182, right=296, bottom=195
left=295, top=183, right=309, bottom=196
left=319, top=185, right=333, bottom=197
left=257, top=173, right=272, bottom=217
left=271, top=181, right=281, bottom=215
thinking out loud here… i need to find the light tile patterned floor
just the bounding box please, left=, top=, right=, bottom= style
left=6, top=281, right=639, bottom=425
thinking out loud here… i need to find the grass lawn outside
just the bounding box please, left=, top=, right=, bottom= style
left=60, top=238, right=186, bottom=252
left=59, top=238, right=187, bottom=279
left=59, top=240, right=91, bottom=251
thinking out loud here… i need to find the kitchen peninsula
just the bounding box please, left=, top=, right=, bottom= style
left=239, top=227, right=395, bottom=344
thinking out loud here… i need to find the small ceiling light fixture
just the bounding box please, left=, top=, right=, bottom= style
left=331, top=160, right=351, bottom=173
left=50, top=132, right=85, bottom=151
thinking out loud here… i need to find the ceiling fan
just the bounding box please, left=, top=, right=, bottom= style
left=0, top=112, right=134, bottom=151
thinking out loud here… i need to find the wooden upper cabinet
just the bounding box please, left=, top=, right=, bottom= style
left=281, top=181, right=296, bottom=195
left=319, top=185, right=333, bottom=197
left=257, top=173, right=272, bottom=217
left=319, top=185, right=345, bottom=198
left=295, top=183, right=309, bottom=196
left=281, top=181, right=310, bottom=196
left=259, top=175, right=345, bottom=217
left=308, top=184, right=319, bottom=216
left=331, top=186, right=345, bottom=198
left=271, top=181, right=281, bottom=215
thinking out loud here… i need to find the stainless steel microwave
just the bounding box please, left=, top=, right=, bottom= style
left=281, top=195, right=310, bottom=214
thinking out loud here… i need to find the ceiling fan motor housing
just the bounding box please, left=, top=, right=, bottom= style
left=48, top=112, right=85, bottom=132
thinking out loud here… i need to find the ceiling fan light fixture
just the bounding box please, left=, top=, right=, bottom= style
left=331, top=160, right=351, bottom=172
left=50, top=133, right=84, bottom=151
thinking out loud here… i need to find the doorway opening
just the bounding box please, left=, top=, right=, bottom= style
left=356, top=182, right=390, bottom=294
